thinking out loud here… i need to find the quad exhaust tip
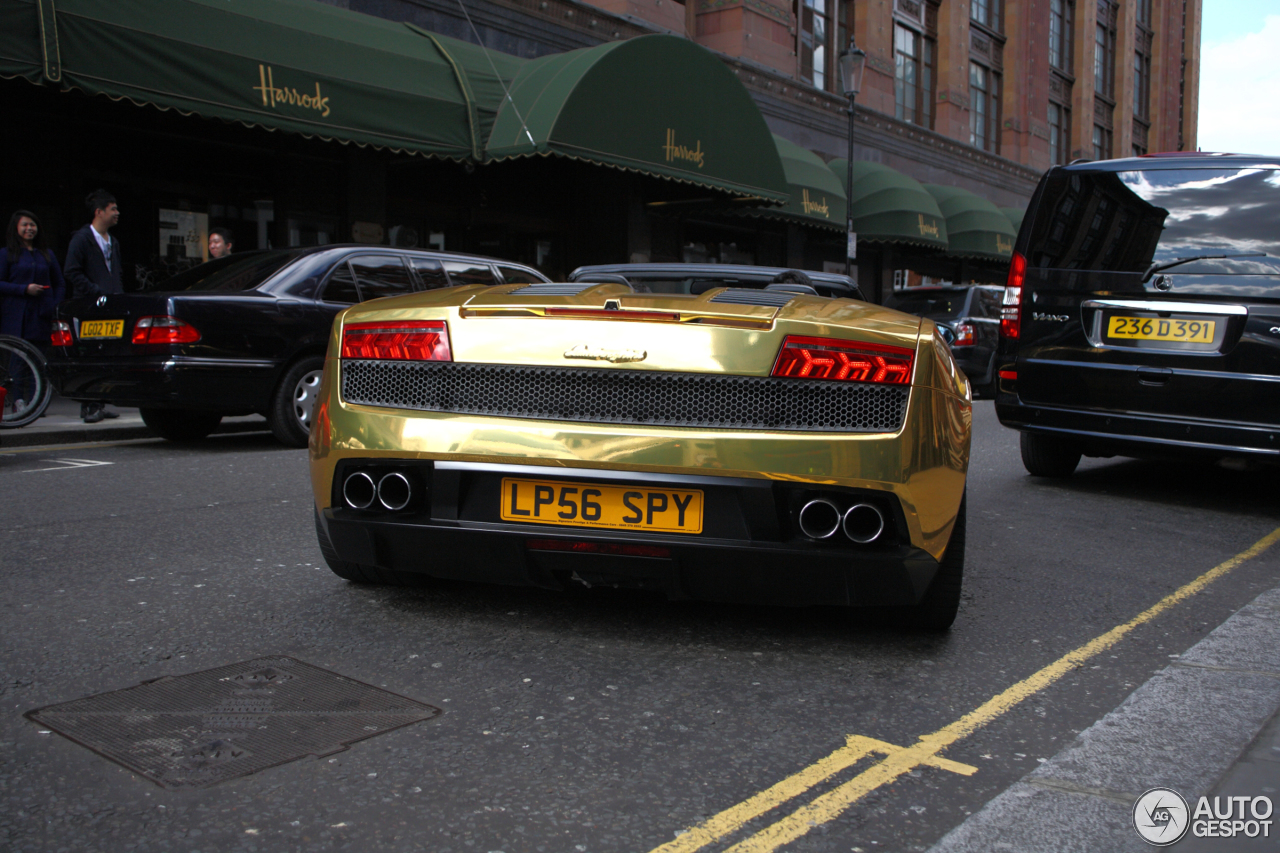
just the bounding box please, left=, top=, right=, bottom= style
left=798, top=498, right=886, bottom=543
left=842, top=503, right=885, bottom=544
left=798, top=499, right=842, bottom=540
left=343, top=470, right=414, bottom=511
left=342, top=472, right=377, bottom=509
left=377, top=472, right=412, bottom=511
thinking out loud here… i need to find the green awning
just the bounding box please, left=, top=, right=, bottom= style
left=1000, top=206, right=1026, bottom=233
left=485, top=35, right=789, bottom=202
left=924, top=184, right=1016, bottom=260
left=763, top=135, right=846, bottom=229
left=0, top=0, right=520, bottom=159
left=827, top=160, right=949, bottom=250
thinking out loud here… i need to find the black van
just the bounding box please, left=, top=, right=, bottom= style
left=995, top=153, right=1280, bottom=476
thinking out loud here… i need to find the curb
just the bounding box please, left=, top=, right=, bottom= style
left=929, top=586, right=1280, bottom=852
left=0, top=419, right=269, bottom=448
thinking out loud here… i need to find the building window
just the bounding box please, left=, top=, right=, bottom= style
left=799, top=0, right=830, bottom=91
left=1136, top=0, right=1151, bottom=26
left=970, top=0, right=998, bottom=30
left=1133, top=51, right=1151, bottom=120
left=895, top=23, right=935, bottom=129
left=970, top=62, right=1000, bottom=153
left=1049, top=102, right=1071, bottom=165
left=1049, top=0, right=1072, bottom=71
left=836, top=0, right=854, bottom=60
left=1092, top=124, right=1112, bottom=160
left=1094, top=8, right=1116, bottom=99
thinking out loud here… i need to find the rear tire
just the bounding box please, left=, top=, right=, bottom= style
left=268, top=356, right=325, bottom=448
left=313, top=508, right=423, bottom=586
left=1020, top=431, right=1082, bottom=478
left=903, top=493, right=965, bottom=631
left=140, top=408, right=222, bottom=441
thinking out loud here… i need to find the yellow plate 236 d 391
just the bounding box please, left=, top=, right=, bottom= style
left=500, top=478, right=704, bottom=534
left=1106, top=314, right=1216, bottom=343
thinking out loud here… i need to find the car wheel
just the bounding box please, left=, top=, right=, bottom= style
left=313, top=508, right=422, bottom=586
left=903, top=493, right=965, bottom=631
left=1020, top=431, right=1082, bottom=478
left=139, top=408, right=222, bottom=441
left=269, top=356, right=325, bottom=448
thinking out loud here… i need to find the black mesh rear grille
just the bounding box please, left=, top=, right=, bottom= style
left=341, top=360, right=908, bottom=433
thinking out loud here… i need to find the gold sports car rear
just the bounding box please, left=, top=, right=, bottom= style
left=309, top=281, right=971, bottom=628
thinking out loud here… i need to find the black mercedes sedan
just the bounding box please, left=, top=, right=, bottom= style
left=884, top=285, right=1004, bottom=396
left=996, top=152, right=1280, bottom=476
left=48, top=246, right=548, bottom=446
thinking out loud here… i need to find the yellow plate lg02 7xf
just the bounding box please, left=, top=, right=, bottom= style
left=500, top=478, right=704, bottom=534
left=79, top=319, right=124, bottom=339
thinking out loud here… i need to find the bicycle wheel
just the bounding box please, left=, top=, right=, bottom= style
left=0, top=335, right=54, bottom=428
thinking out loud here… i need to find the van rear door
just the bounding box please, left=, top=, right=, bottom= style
left=1013, top=165, right=1280, bottom=427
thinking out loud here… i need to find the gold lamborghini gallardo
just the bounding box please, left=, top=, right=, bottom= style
left=308, top=280, right=971, bottom=628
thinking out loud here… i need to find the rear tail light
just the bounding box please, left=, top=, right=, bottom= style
left=341, top=321, right=451, bottom=361
left=1001, top=252, right=1026, bottom=339
left=51, top=321, right=73, bottom=347
left=771, top=336, right=913, bottom=385
left=952, top=322, right=975, bottom=347
left=132, top=316, right=200, bottom=345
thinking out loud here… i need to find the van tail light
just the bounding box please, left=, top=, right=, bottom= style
left=341, top=320, right=452, bottom=361
left=132, top=316, right=201, bottom=345
left=51, top=321, right=73, bottom=347
left=1001, top=251, right=1027, bottom=340
left=772, top=336, right=914, bottom=385
left=952, top=322, right=975, bottom=347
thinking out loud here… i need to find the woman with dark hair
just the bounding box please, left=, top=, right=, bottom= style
left=0, top=210, right=65, bottom=345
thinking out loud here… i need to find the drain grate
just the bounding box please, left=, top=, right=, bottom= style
left=26, top=656, right=441, bottom=789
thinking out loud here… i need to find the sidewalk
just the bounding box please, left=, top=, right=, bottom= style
left=0, top=395, right=269, bottom=448
left=930, top=585, right=1280, bottom=852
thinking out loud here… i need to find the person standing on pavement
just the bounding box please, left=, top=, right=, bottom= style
left=0, top=210, right=65, bottom=416
left=64, top=189, right=123, bottom=422
left=0, top=210, right=65, bottom=346
left=207, top=228, right=233, bottom=259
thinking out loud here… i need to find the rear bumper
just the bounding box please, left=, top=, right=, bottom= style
left=48, top=356, right=278, bottom=412
left=317, top=461, right=942, bottom=607
left=996, top=398, right=1280, bottom=460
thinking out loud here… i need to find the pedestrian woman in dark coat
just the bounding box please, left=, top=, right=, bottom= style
left=0, top=210, right=65, bottom=346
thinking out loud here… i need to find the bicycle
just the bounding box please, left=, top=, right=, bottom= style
left=0, top=334, right=54, bottom=429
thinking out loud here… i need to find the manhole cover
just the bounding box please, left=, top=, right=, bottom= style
left=26, top=656, right=440, bottom=788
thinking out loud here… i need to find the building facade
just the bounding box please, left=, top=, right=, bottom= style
left=0, top=0, right=1201, bottom=302
left=323, top=0, right=1200, bottom=202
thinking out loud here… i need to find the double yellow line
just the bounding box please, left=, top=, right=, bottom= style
left=650, top=526, right=1280, bottom=853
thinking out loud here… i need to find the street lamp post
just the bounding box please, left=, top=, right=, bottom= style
left=838, top=38, right=866, bottom=280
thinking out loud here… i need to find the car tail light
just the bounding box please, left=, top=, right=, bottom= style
left=51, top=321, right=73, bottom=347
left=341, top=321, right=451, bottom=361
left=526, top=539, right=671, bottom=558
left=132, top=316, right=200, bottom=345
left=1001, top=252, right=1026, bottom=339
left=952, top=322, right=975, bottom=347
left=771, top=336, right=913, bottom=385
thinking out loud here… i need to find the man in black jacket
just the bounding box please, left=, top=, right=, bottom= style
left=64, top=189, right=124, bottom=422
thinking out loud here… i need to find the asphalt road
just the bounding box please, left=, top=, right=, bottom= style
left=2, top=401, right=1278, bottom=852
